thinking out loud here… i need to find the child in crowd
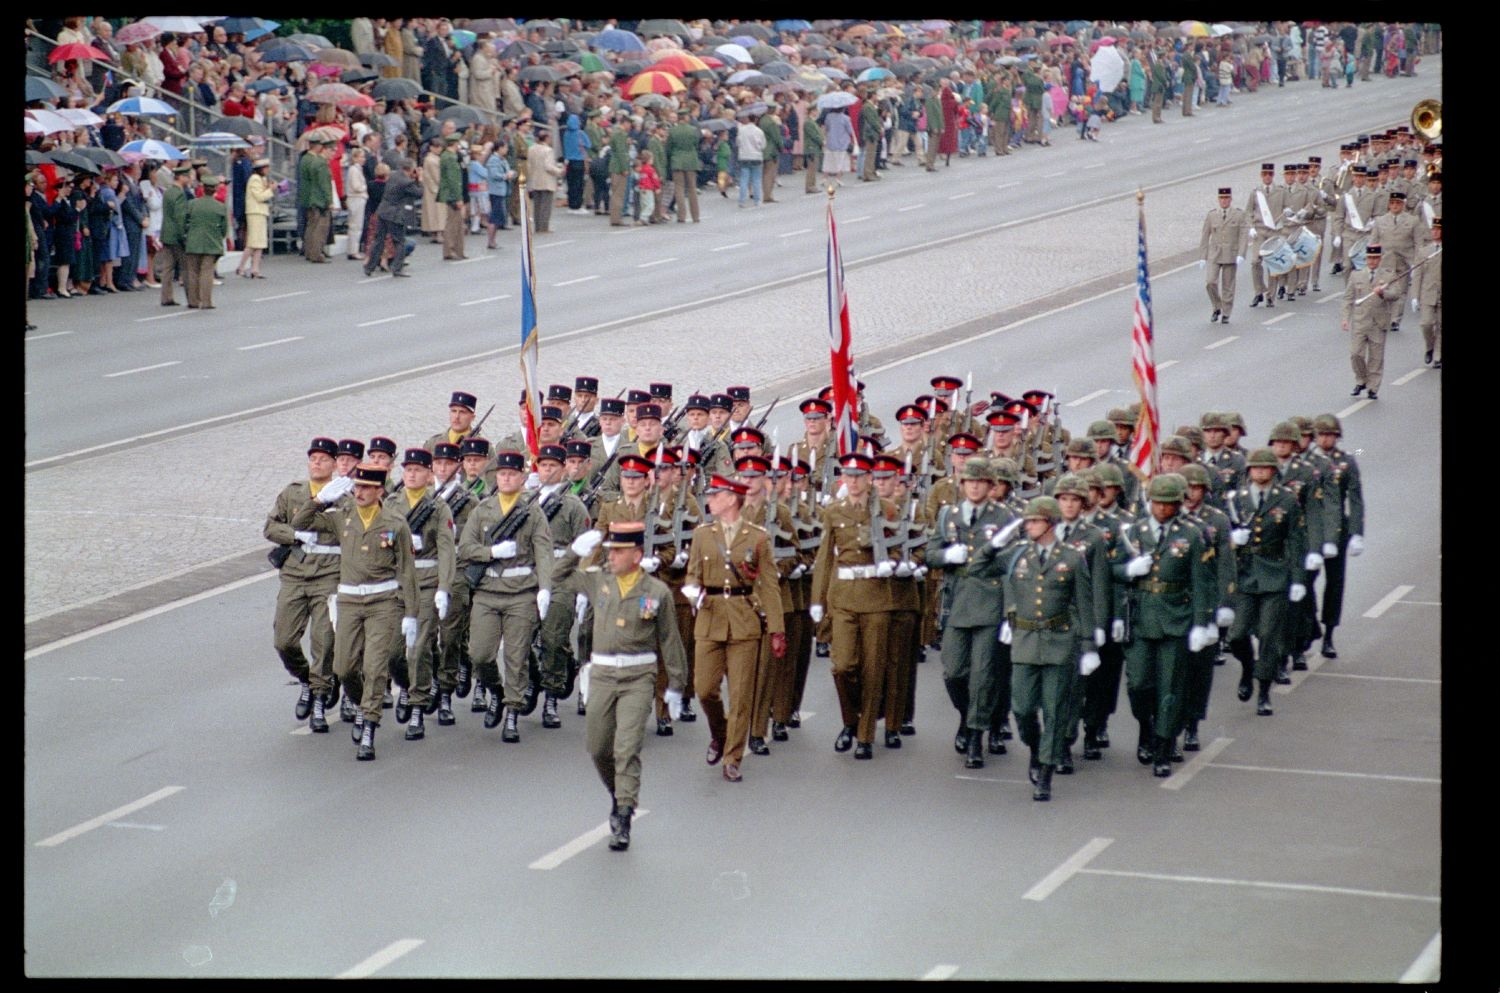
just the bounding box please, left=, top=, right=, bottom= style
left=635, top=149, right=661, bottom=226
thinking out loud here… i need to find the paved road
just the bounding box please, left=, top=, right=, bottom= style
left=25, top=232, right=1443, bottom=978
left=23, top=64, right=1434, bottom=463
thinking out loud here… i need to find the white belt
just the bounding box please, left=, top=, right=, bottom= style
left=553, top=548, right=569, bottom=558
left=589, top=651, right=657, bottom=668
left=484, top=565, right=534, bottom=579
left=338, top=580, right=400, bottom=596
left=301, top=542, right=342, bottom=555
left=414, top=558, right=437, bottom=569
left=837, top=565, right=879, bottom=580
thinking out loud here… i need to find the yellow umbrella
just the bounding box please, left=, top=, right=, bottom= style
left=623, top=70, right=686, bottom=96
left=1179, top=20, right=1211, bottom=38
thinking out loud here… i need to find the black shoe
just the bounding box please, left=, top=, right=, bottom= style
left=1028, top=747, right=1042, bottom=783
left=997, top=720, right=1013, bottom=741
left=1256, top=682, right=1274, bottom=716
left=786, top=711, right=801, bottom=729
left=1057, top=747, right=1075, bottom=774
left=405, top=711, right=425, bottom=740
left=339, top=694, right=357, bottom=723
left=295, top=682, right=313, bottom=720
left=988, top=731, right=1007, bottom=755
left=1152, top=738, right=1172, bottom=777
left=1277, top=286, right=1286, bottom=300
left=309, top=697, right=329, bottom=733
left=351, top=713, right=364, bottom=743
left=1365, top=390, right=1376, bottom=400
left=483, top=691, right=502, bottom=728
left=1265, top=299, right=1274, bottom=309
left=437, top=693, right=455, bottom=725
left=501, top=708, right=520, bottom=742
left=1170, top=739, right=1185, bottom=762
left=954, top=719, right=971, bottom=754
left=1292, top=654, right=1309, bottom=671
left=884, top=730, right=902, bottom=748
left=1389, top=322, right=1400, bottom=333
left=578, top=697, right=586, bottom=715
left=1183, top=724, right=1200, bottom=751
left=608, top=804, right=633, bottom=851
left=455, top=660, right=472, bottom=698
left=1136, top=723, right=1153, bottom=764
left=814, top=641, right=830, bottom=658
left=1094, top=727, right=1109, bottom=748
left=748, top=735, right=770, bottom=755
left=1220, top=314, right=1230, bottom=324
left=834, top=725, right=855, bottom=752
left=1298, top=287, right=1307, bottom=296
left=656, top=718, right=674, bottom=736
left=1237, top=672, right=1254, bottom=702
left=1350, top=384, right=1365, bottom=397
left=1320, top=633, right=1338, bottom=659
left=1033, top=764, right=1053, bottom=801
left=519, top=680, right=539, bottom=717
left=1331, top=263, right=1343, bottom=275
left=899, top=720, right=916, bottom=736
left=854, top=742, right=873, bottom=760
left=771, top=722, right=789, bottom=741
left=964, top=733, right=984, bottom=769
left=1274, top=664, right=1292, bottom=686
left=395, top=687, right=412, bottom=723
left=356, top=721, right=376, bottom=760
left=541, top=694, right=561, bottom=728
left=1082, top=730, right=1102, bottom=760
left=422, top=681, right=439, bottom=715
left=678, top=699, right=696, bottom=722
left=1249, top=293, right=1263, bottom=308
left=1424, top=350, right=1433, bottom=365
left=1210, top=308, right=1220, bottom=323
left=382, top=687, right=393, bottom=709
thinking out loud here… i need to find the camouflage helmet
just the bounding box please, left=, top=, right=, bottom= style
left=1090, top=462, right=1125, bottom=488
left=1268, top=420, right=1300, bottom=443
left=1147, top=473, right=1187, bottom=503
left=1160, top=435, right=1194, bottom=459
left=1106, top=406, right=1134, bottom=426
left=1127, top=402, right=1142, bottom=421
left=1087, top=419, right=1116, bottom=441
left=991, top=457, right=1020, bottom=485
left=1053, top=472, right=1091, bottom=499
left=1064, top=437, right=1096, bottom=460
left=1022, top=496, right=1062, bottom=522
left=1246, top=446, right=1279, bottom=468
left=1178, top=462, right=1212, bottom=487
left=1176, top=425, right=1205, bottom=451
left=1290, top=414, right=1314, bottom=434
left=1313, top=413, right=1342, bottom=436
left=1200, top=411, right=1230, bottom=431
left=1224, top=411, right=1247, bottom=433
left=960, top=457, right=996, bottom=482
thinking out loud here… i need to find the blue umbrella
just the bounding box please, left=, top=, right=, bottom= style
left=120, top=138, right=187, bottom=161
left=259, top=40, right=316, bottom=63
left=246, top=77, right=287, bottom=93
left=211, top=16, right=271, bottom=36
left=730, top=35, right=759, bottom=47
left=244, top=19, right=277, bottom=41
left=594, top=27, right=645, bottom=52
left=775, top=19, right=812, bottom=32
left=856, top=67, right=893, bottom=82
left=106, top=96, right=178, bottom=117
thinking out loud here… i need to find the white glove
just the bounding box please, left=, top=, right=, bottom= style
left=943, top=545, right=969, bottom=565
left=293, top=530, right=319, bottom=544
left=401, top=616, right=418, bottom=649
left=681, top=584, right=702, bottom=602
left=1125, top=554, right=1153, bottom=578
left=998, top=621, right=1013, bottom=645
left=316, top=475, right=355, bottom=503
left=434, top=590, right=449, bottom=620
left=491, top=539, right=517, bottom=559
left=1197, top=258, right=1206, bottom=269
left=1322, top=542, right=1339, bottom=558
left=1332, top=235, right=1341, bottom=248
left=641, top=555, right=660, bottom=573
left=914, top=565, right=929, bottom=580
left=895, top=560, right=914, bottom=578
left=536, top=588, right=551, bottom=618
left=575, top=592, right=588, bottom=615
left=672, top=550, right=690, bottom=569
left=1288, top=583, right=1307, bottom=603
left=1410, top=297, right=1419, bottom=313
left=788, top=563, right=806, bottom=579
left=1094, top=627, right=1106, bottom=648
left=990, top=517, right=1023, bottom=548
left=524, top=471, right=541, bottom=491
left=809, top=604, right=824, bottom=624
left=1230, top=528, right=1250, bottom=547
left=818, top=493, right=833, bottom=506
left=875, top=560, right=895, bottom=578
left=1215, top=606, right=1235, bottom=628
left=835, top=483, right=848, bottom=500
left=1110, top=618, right=1125, bottom=641
left=578, top=662, right=591, bottom=705
left=1347, top=534, right=1364, bottom=557
left=328, top=593, right=339, bottom=628
left=570, top=529, right=603, bottom=557
left=1079, top=651, right=1101, bottom=676
left=1304, top=552, right=1323, bottom=571
left=1235, top=255, right=1244, bottom=265
left=663, top=688, right=683, bottom=720
left=1187, top=625, right=1211, bottom=653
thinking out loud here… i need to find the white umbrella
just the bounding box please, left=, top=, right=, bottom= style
left=191, top=131, right=251, bottom=148
left=1089, top=45, right=1125, bottom=92
left=25, top=109, right=76, bottom=134
left=715, top=42, right=753, bottom=65
left=57, top=108, right=104, bottom=127
left=120, top=138, right=187, bottom=161
left=1210, top=23, right=1234, bottom=37
left=107, top=96, right=178, bottom=117
left=24, top=117, right=45, bottom=136
left=143, top=15, right=208, bottom=34
left=816, top=91, right=857, bottom=109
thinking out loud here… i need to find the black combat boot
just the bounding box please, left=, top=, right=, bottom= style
left=609, top=805, right=634, bottom=851
left=678, top=698, right=696, bottom=722
left=395, top=686, right=412, bottom=723
left=356, top=720, right=376, bottom=761
left=541, top=694, right=561, bottom=729
left=1028, top=745, right=1042, bottom=784
left=295, top=682, right=313, bottom=720
left=748, top=735, right=769, bottom=755
left=834, top=725, right=855, bottom=752
left=953, top=716, right=971, bottom=754
left=1033, top=764, right=1053, bottom=801
left=1256, top=680, right=1274, bottom=716
left=988, top=726, right=1008, bottom=755
left=1320, top=628, right=1338, bottom=659
left=455, top=659, right=472, bottom=698
left=1152, top=737, right=1172, bottom=777
left=502, top=707, right=520, bottom=742
left=1183, top=720, right=1200, bottom=751
left=472, top=684, right=489, bottom=713
left=351, top=711, right=364, bottom=743
left=964, top=730, right=984, bottom=769
left=1083, top=727, right=1102, bottom=760
left=1057, top=745, right=1074, bottom=774
left=772, top=721, right=789, bottom=741
left=437, top=692, right=455, bottom=726
left=404, top=710, right=424, bottom=741
left=309, top=696, right=329, bottom=733
left=1136, top=721, right=1154, bottom=765
left=483, top=690, right=502, bottom=729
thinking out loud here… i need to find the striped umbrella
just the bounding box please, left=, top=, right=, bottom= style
left=622, top=70, right=686, bottom=96
left=107, top=96, right=178, bottom=117
left=191, top=132, right=252, bottom=149
left=120, top=139, right=187, bottom=161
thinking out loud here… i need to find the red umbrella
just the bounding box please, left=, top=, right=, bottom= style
left=1002, top=26, right=1022, bottom=40
left=700, top=55, right=726, bottom=69
left=1089, top=37, right=1118, bottom=55
left=974, top=38, right=1009, bottom=52
left=918, top=42, right=956, bottom=58
left=1049, top=35, right=1077, bottom=47
left=622, top=70, right=685, bottom=96
left=307, top=83, right=374, bottom=107
left=49, top=42, right=109, bottom=63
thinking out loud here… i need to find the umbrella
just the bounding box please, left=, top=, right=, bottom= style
left=302, top=125, right=345, bottom=144
left=777, top=43, right=798, bottom=55
left=856, top=66, right=893, bottom=82
left=654, top=52, right=712, bottom=75
left=759, top=61, right=796, bottom=79
left=904, top=57, right=938, bottom=69
left=212, top=115, right=269, bottom=137
left=701, top=55, right=726, bottom=69
left=57, top=108, right=104, bottom=127
left=211, top=16, right=270, bottom=36
left=594, top=27, right=646, bottom=52
left=120, top=138, right=186, bottom=161
left=735, top=24, right=772, bottom=41
left=775, top=19, right=812, bottom=32
left=307, top=83, right=373, bottom=106
left=550, top=61, right=583, bottom=78
left=115, top=22, right=162, bottom=45
left=701, top=117, right=735, bottom=133
left=245, top=78, right=286, bottom=93
left=288, top=32, right=333, bottom=49
left=888, top=62, right=923, bottom=78
left=312, top=47, right=360, bottom=68
left=749, top=44, right=781, bottom=64
left=307, top=62, right=344, bottom=77
left=1210, top=23, right=1234, bottom=37
left=974, top=37, right=1009, bottom=52
left=543, top=38, right=583, bottom=55
left=107, top=96, right=175, bottom=117
left=637, top=19, right=690, bottom=39
left=646, top=36, right=678, bottom=52
left=803, top=32, right=830, bottom=44
left=25, top=77, right=68, bottom=103
left=243, top=20, right=278, bottom=42
left=845, top=56, right=876, bottom=71
left=49, top=151, right=99, bottom=174
left=499, top=40, right=541, bottom=60
left=48, top=42, right=108, bottom=64
left=1050, top=35, right=1078, bottom=47
left=1089, top=37, right=1117, bottom=55
left=631, top=93, right=673, bottom=110
left=726, top=69, right=775, bottom=86
left=438, top=105, right=484, bottom=128
left=830, top=40, right=859, bottom=54
left=818, top=66, right=851, bottom=81
left=341, top=68, right=378, bottom=84
left=921, top=19, right=953, bottom=32
left=622, top=70, right=685, bottom=96
left=447, top=29, right=477, bottom=50
left=524, top=18, right=564, bottom=35
left=75, top=147, right=129, bottom=169
left=259, top=40, right=316, bottom=62
left=730, top=35, right=758, bottom=47
left=359, top=51, right=397, bottom=68
left=1089, top=44, right=1125, bottom=91
left=465, top=18, right=514, bottom=35
left=578, top=52, right=609, bottom=73
left=995, top=55, right=1022, bottom=66
left=192, top=132, right=252, bottom=149
left=141, top=15, right=205, bottom=34
left=24, top=118, right=45, bottom=137
left=801, top=45, right=832, bottom=61
left=25, top=109, right=75, bottom=134
left=767, top=82, right=799, bottom=95
left=1130, top=30, right=1151, bottom=41
left=25, top=149, right=53, bottom=167
left=816, top=91, right=857, bottom=109
left=372, top=77, right=421, bottom=101
left=517, top=65, right=560, bottom=83
left=1012, top=37, right=1040, bottom=49
left=1178, top=21, right=1210, bottom=38
left=845, top=24, right=876, bottom=38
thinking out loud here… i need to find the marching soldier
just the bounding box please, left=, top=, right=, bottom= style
left=873, top=454, right=927, bottom=748
left=742, top=454, right=802, bottom=755
left=1412, top=217, right=1441, bottom=367
left=457, top=450, right=555, bottom=742
left=264, top=437, right=344, bottom=730
left=1283, top=164, right=1313, bottom=300
left=1200, top=412, right=1247, bottom=502
left=1177, top=463, right=1236, bottom=751
left=533, top=443, right=592, bottom=729
left=588, top=453, right=666, bottom=718
left=1303, top=156, right=1332, bottom=293
left=432, top=441, right=479, bottom=724
left=790, top=397, right=838, bottom=500
left=334, top=438, right=363, bottom=480
left=1332, top=166, right=1376, bottom=278
left=679, top=393, right=732, bottom=477
left=1310, top=414, right=1366, bottom=660
left=1275, top=419, right=1335, bottom=676
left=1047, top=474, right=1112, bottom=775
left=1245, top=163, right=1287, bottom=309
left=290, top=465, right=419, bottom=761
left=1369, top=191, right=1420, bottom=332
left=1080, top=466, right=1134, bottom=758
left=390, top=448, right=456, bottom=742
left=922, top=432, right=981, bottom=653
left=422, top=390, right=483, bottom=457
left=779, top=457, right=821, bottom=726
left=570, top=376, right=602, bottom=438
left=1201, top=186, right=1247, bottom=324
left=1342, top=243, right=1393, bottom=400
left=652, top=448, right=701, bottom=727
left=366, top=436, right=398, bottom=496
left=682, top=473, right=786, bottom=783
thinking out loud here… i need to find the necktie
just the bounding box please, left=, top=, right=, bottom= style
left=1059, top=523, right=1069, bottom=542
left=1038, top=546, right=1046, bottom=568
left=1256, top=489, right=1263, bottom=511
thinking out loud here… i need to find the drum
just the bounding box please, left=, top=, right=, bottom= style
left=1288, top=226, right=1321, bottom=267
left=1258, top=235, right=1296, bottom=276
left=1347, top=235, right=1369, bottom=271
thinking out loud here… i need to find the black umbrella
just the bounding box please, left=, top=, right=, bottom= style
left=499, top=39, right=541, bottom=61
left=804, top=32, right=830, bottom=45
left=373, top=77, right=421, bottom=101
left=26, top=77, right=68, bottom=102
left=517, top=65, right=560, bottom=83
left=735, top=23, right=772, bottom=41
left=699, top=35, right=731, bottom=48
left=525, top=19, right=564, bottom=35
left=465, top=18, right=514, bottom=34
left=905, top=57, right=938, bottom=69
left=614, top=60, right=648, bottom=78
left=830, top=40, right=858, bottom=55
left=637, top=18, right=690, bottom=38
left=1012, top=37, right=1040, bottom=49
left=543, top=38, right=582, bottom=55
left=259, top=40, right=317, bottom=63
left=212, top=116, right=269, bottom=138
left=759, top=61, right=796, bottom=79
left=341, top=68, right=378, bottom=84
left=213, top=16, right=271, bottom=36
left=25, top=149, right=53, bottom=168
left=749, top=44, right=780, bottom=64
left=74, top=147, right=128, bottom=168
left=438, top=105, right=484, bottom=127
left=801, top=46, right=832, bottom=61
left=49, top=150, right=99, bottom=174
left=359, top=51, right=397, bottom=68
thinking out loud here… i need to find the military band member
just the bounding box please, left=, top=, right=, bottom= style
left=1302, top=157, right=1332, bottom=293
left=1201, top=186, right=1248, bottom=324
left=264, top=437, right=344, bottom=729
left=1177, top=463, right=1236, bottom=751
left=291, top=464, right=419, bottom=761
left=389, top=448, right=456, bottom=741
left=1283, top=164, right=1313, bottom=300
left=1245, top=163, right=1287, bottom=309
left=1412, top=217, right=1441, bottom=367
left=1369, top=191, right=1419, bottom=331
left=1331, top=166, right=1375, bottom=277
left=534, top=443, right=592, bottom=729
left=1342, top=243, right=1392, bottom=399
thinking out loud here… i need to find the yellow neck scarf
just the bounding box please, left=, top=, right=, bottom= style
left=405, top=486, right=427, bottom=509
left=309, top=478, right=328, bottom=499
left=498, top=491, right=520, bottom=517
left=356, top=502, right=380, bottom=529
left=615, top=567, right=643, bottom=598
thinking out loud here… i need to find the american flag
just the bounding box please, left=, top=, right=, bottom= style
left=517, top=180, right=541, bottom=458
left=1128, top=194, right=1159, bottom=477
left=826, top=194, right=859, bottom=456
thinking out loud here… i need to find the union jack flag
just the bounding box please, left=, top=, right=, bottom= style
left=1128, top=195, right=1159, bottom=477
left=826, top=194, right=858, bottom=455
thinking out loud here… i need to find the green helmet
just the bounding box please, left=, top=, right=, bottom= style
left=991, top=457, right=1019, bottom=485
left=1054, top=472, right=1091, bottom=498
left=1091, top=462, right=1125, bottom=488
left=961, top=457, right=996, bottom=482
left=1290, top=414, right=1314, bottom=434
left=1065, top=437, right=1096, bottom=460
left=1023, top=496, right=1062, bottom=522
left=1178, top=462, right=1212, bottom=487
left=1268, top=420, right=1300, bottom=443
left=1225, top=411, right=1247, bottom=432
left=1106, top=406, right=1134, bottom=426
left=1313, top=413, right=1342, bottom=436
left=1246, top=446, right=1279, bottom=467
left=1176, top=425, right=1205, bottom=451
left=1200, top=411, right=1229, bottom=431
left=1160, top=435, right=1194, bottom=459
left=1087, top=419, right=1116, bottom=441
left=1147, top=473, right=1187, bottom=503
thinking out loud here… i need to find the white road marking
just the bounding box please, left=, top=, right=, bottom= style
left=1314, top=672, right=1440, bottom=685
left=1210, top=762, right=1439, bottom=785
left=1022, top=837, right=1114, bottom=901
left=1082, top=162, right=1105, bottom=169
left=897, top=203, right=925, bottom=212
left=1160, top=736, right=1233, bottom=791
left=778, top=228, right=811, bottom=238
left=1042, top=171, right=1065, bottom=178
left=528, top=809, right=650, bottom=870
left=922, top=965, right=960, bottom=980
left=1262, top=313, right=1294, bottom=326
left=554, top=275, right=599, bottom=287
left=948, top=191, right=977, bottom=199
left=237, top=336, right=304, bottom=351
left=355, top=314, right=414, bottom=328
left=335, top=939, right=425, bottom=979
left=845, top=215, right=871, bottom=223
left=1392, top=368, right=1427, bottom=386
left=711, top=242, right=749, bottom=252
left=289, top=725, right=313, bottom=736
left=1204, top=335, right=1239, bottom=350
left=1399, top=931, right=1441, bottom=983
left=105, top=821, right=165, bottom=831
left=1194, top=137, right=1213, bottom=144
left=1317, top=291, right=1339, bottom=304
left=356, top=274, right=391, bottom=284
left=253, top=290, right=310, bottom=302
left=536, top=239, right=575, bottom=249
left=25, top=330, right=73, bottom=341
left=995, top=182, right=1019, bottom=189
left=1336, top=398, right=1371, bottom=419
left=955, top=775, right=1030, bottom=785
left=1157, top=359, right=1179, bottom=370
left=1065, top=388, right=1110, bottom=408
left=1078, top=868, right=1439, bottom=904
left=34, top=786, right=185, bottom=847
left=636, top=257, right=679, bottom=268
left=104, top=360, right=181, bottom=378
left=134, top=310, right=194, bottom=322
left=1364, top=585, right=1415, bottom=619
left=1401, top=600, right=1441, bottom=606
left=459, top=293, right=511, bottom=307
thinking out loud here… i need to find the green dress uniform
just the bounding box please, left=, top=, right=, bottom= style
left=1079, top=503, right=1134, bottom=752
left=1312, top=426, right=1364, bottom=649
left=438, top=145, right=465, bottom=259
left=265, top=479, right=344, bottom=708
left=387, top=487, right=455, bottom=732
left=859, top=100, right=882, bottom=181
left=1223, top=477, right=1308, bottom=704
left=157, top=181, right=188, bottom=304
left=607, top=125, right=631, bottom=225
left=1179, top=495, right=1236, bottom=743
left=923, top=92, right=944, bottom=169
left=759, top=111, right=783, bottom=202
left=1149, top=57, right=1169, bottom=122
left=1280, top=444, right=1334, bottom=664
left=667, top=121, right=701, bottom=222
left=1051, top=514, right=1112, bottom=765
left=182, top=192, right=227, bottom=308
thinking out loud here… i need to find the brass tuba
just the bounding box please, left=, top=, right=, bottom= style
left=1411, top=99, right=1441, bottom=141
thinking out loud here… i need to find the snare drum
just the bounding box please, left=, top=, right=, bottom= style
left=1347, top=235, right=1369, bottom=271
left=1288, top=226, right=1321, bottom=267
left=1258, top=236, right=1296, bottom=276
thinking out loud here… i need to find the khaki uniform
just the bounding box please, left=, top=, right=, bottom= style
left=1200, top=205, right=1249, bottom=318
left=1342, top=266, right=1394, bottom=392
left=264, top=480, right=344, bottom=698
left=883, top=496, right=930, bottom=733
left=1244, top=183, right=1288, bottom=298
left=655, top=483, right=704, bottom=711
left=1412, top=243, right=1441, bottom=363
left=782, top=485, right=821, bottom=718
left=436, top=478, right=484, bottom=693
left=745, top=491, right=803, bottom=738
left=1368, top=210, right=1420, bottom=311
left=390, top=488, right=456, bottom=710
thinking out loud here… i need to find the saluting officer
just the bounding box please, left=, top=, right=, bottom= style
left=1200, top=185, right=1248, bottom=324
left=390, top=447, right=456, bottom=741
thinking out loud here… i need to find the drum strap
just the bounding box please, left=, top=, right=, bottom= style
left=1343, top=193, right=1366, bottom=232
left=1420, top=200, right=1435, bottom=228
left=1254, top=190, right=1276, bottom=230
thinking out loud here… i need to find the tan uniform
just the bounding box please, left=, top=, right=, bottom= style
left=1244, top=183, right=1288, bottom=297
left=1411, top=243, right=1442, bottom=363
left=265, top=480, right=344, bottom=698
left=1342, top=267, right=1394, bottom=392
left=884, top=496, right=930, bottom=733
left=390, top=487, right=456, bottom=710
left=1200, top=204, right=1249, bottom=319
left=745, top=491, right=803, bottom=739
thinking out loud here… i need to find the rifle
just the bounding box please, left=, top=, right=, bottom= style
left=752, top=394, right=783, bottom=431
left=445, top=474, right=487, bottom=519
left=764, top=477, right=795, bottom=562
left=468, top=403, right=496, bottom=439
left=669, top=473, right=697, bottom=559
left=643, top=484, right=673, bottom=559
left=661, top=387, right=698, bottom=442
left=1049, top=398, right=1066, bottom=481
left=868, top=484, right=891, bottom=565
left=406, top=490, right=440, bottom=536
left=959, top=370, right=974, bottom=437
left=462, top=492, right=538, bottom=587
left=898, top=491, right=927, bottom=562
left=578, top=451, right=620, bottom=509
left=268, top=543, right=294, bottom=569
left=815, top=442, right=836, bottom=497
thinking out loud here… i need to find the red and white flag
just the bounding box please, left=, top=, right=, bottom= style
left=1128, top=195, right=1159, bottom=477
left=826, top=195, right=859, bottom=455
